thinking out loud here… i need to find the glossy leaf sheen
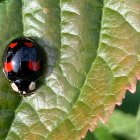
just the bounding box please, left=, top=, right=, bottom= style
left=0, top=0, right=139, bottom=140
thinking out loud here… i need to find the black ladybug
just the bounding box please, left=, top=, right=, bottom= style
left=3, top=37, right=45, bottom=95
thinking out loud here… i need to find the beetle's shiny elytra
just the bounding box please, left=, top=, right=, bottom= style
left=3, top=37, right=45, bottom=95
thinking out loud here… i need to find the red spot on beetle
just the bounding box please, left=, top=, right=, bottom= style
left=9, top=42, right=18, bottom=48
left=28, top=60, right=40, bottom=71
left=24, top=42, right=33, bottom=48
left=4, top=62, right=13, bottom=72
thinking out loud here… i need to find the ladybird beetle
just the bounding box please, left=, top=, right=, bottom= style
left=3, top=37, right=45, bottom=95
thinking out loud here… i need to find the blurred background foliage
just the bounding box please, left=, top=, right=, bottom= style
left=84, top=81, right=140, bottom=140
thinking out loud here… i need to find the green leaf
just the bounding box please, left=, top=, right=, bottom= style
left=106, top=111, right=136, bottom=140
left=0, top=0, right=139, bottom=139
left=92, top=110, right=136, bottom=140
left=136, top=106, right=140, bottom=140
left=94, top=124, right=117, bottom=140
left=0, top=0, right=22, bottom=139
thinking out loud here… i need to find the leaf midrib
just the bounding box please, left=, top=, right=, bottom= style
left=46, top=1, right=104, bottom=138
